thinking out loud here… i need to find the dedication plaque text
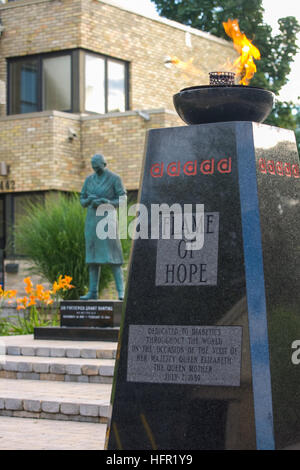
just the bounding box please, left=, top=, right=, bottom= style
left=60, top=301, right=113, bottom=327
left=127, top=324, right=242, bottom=386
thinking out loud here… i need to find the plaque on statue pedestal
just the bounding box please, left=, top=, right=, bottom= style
left=60, top=300, right=121, bottom=328
left=34, top=300, right=122, bottom=341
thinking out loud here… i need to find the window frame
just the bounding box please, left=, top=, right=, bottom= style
left=7, top=50, right=77, bottom=115
left=7, top=48, right=130, bottom=116
left=8, top=56, right=41, bottom=115
left=42, top=53, right=73, bottom=113
left=81, top=49, right=130, bottom=114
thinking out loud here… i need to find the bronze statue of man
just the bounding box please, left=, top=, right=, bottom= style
left=80, top=153, right=127, bottom=300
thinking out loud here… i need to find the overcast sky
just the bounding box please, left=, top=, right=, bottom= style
left=123, top=0, right=300, bottom=103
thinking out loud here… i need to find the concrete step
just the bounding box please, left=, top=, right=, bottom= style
left=0, top=416, right=107, bottom=450
left=0, top=334, right=117, bottom=359
left=0, top=354, right=115, bottom=384
left=0, top=378, right=112, bottom=424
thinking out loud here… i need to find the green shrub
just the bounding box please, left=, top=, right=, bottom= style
left=0, top=318, right=11, bottom=336
left=15, top=194, right=87, bottom=299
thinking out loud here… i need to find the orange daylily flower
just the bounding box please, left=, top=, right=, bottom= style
left=27, top=295, right=36, bottom=307
left=35, top=284, right=46, bottom=302
left=7, top=289, right=17, bottom=298
left=15, top=275, right=75, bottom=311
left=17, top=296, right=30, bottom=310
left=0, top=286, right=17, bottom=299
left=52, top=281, right=60, bottom=294
left=24, top=277, right=33, bottom=295
left=52, top=275, right=74, bottom=292
left=41, top=290, right=52, bottom=303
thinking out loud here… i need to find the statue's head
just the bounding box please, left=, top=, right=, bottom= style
left=91, top=153, right=107, bottom=174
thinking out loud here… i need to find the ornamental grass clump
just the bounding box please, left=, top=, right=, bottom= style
left=15, top=193, right=88, bottom=299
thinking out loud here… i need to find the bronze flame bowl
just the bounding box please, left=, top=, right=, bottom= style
left=173, top=85, right=275, bottom=125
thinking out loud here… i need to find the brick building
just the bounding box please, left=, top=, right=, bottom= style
left=0, top=0, right=236, bottom=293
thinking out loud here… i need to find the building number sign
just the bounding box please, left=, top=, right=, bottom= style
left=0, top=180, right=15, bottom=191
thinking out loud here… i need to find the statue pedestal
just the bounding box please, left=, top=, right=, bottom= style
left=34, top=300, right=122, bottom=342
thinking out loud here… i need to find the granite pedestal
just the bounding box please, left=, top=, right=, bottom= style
left=34, top=300, right=122, bottom=342
left=106, top=122, right=300, bottom=450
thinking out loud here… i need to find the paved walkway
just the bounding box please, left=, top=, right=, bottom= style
left=0, top=416, right=107, bottom=450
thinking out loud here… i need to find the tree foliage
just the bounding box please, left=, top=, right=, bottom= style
left=151, top=0, right=300, bottom=132
left=266, top=101, right=298, bottom=130
left=295, top=107, right=300, bottom=154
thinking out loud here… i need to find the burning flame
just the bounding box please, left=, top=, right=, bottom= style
left=223, top=19, right=260, bottom=85
left=165, top=56, right=205, bottom=79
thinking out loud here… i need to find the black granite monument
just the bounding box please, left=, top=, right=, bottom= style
left=105, top=80, right=300, bottom=450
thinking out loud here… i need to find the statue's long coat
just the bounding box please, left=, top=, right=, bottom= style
left=80, top=169, right=126, bottom=264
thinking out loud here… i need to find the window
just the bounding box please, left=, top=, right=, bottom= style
left=107, top=59, right=126, bottom=113
left=3, top=192, right=45, bottom=257
left=8, top=52, right=73, bottom=114
left=85, top=53, right=128, bottom=114
left=85, top=54, right=105, bottom=114
left=10, top=59, right=39, bottom=114
left=8, top=49, right=129, bottom=115
left=43, top=55, right=72, bottom=111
